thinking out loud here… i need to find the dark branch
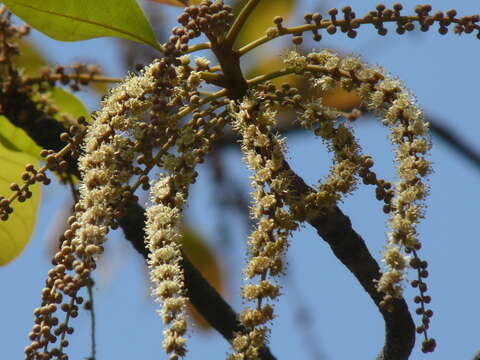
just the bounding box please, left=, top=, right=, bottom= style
left=282, top=160, right=416, bottom=360
left=0, top=89, right=80, bottom=178
left=118, top=200, right=276, bottom=360
left=214, top=113, right=480, bottom=173
left=427, top=117, right=480, bottom=171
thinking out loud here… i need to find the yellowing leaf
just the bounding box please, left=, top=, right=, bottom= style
left=233, top=0, right=295, bottom=47
left=0, top=116, right=43, bottom=160
left=148, top=0, right=201, bottom=7
left=0, top=145, right=41, bottom=265
left=321, top=86, right=361, bottom=111
left=181, top=223, right=223, bottom=330
left=48, top=87, right=92, bottom=123
left=3, top=0, right=161, bottom=51
left=14, top=39, right=49, bottom=77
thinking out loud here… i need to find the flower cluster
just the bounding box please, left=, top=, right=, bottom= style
left=365, top=77, right=435, bottom=352
left=23, top=1, right=234, bottom=355
left=289, top=49, right=431, bottom=299
left=262, top=49, right=435, bottom=351
left=229, top=96, right=298, bottom=359
left=145, top=175, right=188, bottom=359
left=145, top=109, right=227, bottom=359
left=296, top=100, right=362, bottom=218
left=24, top=63, right=159, bottom=360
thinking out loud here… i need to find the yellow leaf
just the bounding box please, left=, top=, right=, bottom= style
left=48, top=87, right=92, bottom=123
left=180, top=223, right=224, bottom=330
left=148, top=0, right=201, bottom=7
left=14, top=39, right=48, bottom=77
left=233, top=0, right=296, bottom=47
left=321, top=86, right=361, bottom=111
left=0, top=144, right=41, bottom=265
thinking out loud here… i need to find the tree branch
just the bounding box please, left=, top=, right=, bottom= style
left=118, top=200, right=276, bottom=360
left=0, top=89, right=80, bottom=177
left=281, top=159, right=415, bottom=360
left=214, top=114, right=480, bottom=173
left=428, top=117, right=480, bottom=171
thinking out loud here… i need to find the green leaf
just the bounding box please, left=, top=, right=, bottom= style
left=0, top=144, right=41, bottom=266
left=0, top=116, right=43, bottom=160
left=3, top=0, right=162, bottom=51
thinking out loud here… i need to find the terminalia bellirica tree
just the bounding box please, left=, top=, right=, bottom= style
left=0, top=1, right=479, bottom=360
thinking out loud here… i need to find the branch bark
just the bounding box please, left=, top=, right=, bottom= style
left=282, top=159, right=416, bottom=360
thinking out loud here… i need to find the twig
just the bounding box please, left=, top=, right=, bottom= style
left=186, top=42, right=211, bottom=53
left=86, top=277, right=97, bottom=360
left=428, top=117, right=480, bottom=171
left=24, top=73, right=122, bottom=85
left=238, top=12, right=480, bottom=56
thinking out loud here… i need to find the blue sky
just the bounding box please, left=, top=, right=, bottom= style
left=1, top=1, right=479, bottom=359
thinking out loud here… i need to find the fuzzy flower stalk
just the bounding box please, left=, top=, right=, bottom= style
left=25, top=63, right=164, bottom=360
left=75, top=65, right=158, bottom=253
left=365, top=77, right=431, bottom=298
left=295, top=100, right=362, bottom=217
left=366, top=77, right=435, bottom=351
left=280, top=49, right=434, bottom=350
left=229, top=96, right=298, bottom=359
left=145, top=175, right=188, bottom=359
left=144, top=117, right=223, bottom=359
left=299, top=49, right=431, bottom=299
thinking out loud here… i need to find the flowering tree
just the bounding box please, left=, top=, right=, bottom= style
left=0, top=1, right=479, bottom=360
